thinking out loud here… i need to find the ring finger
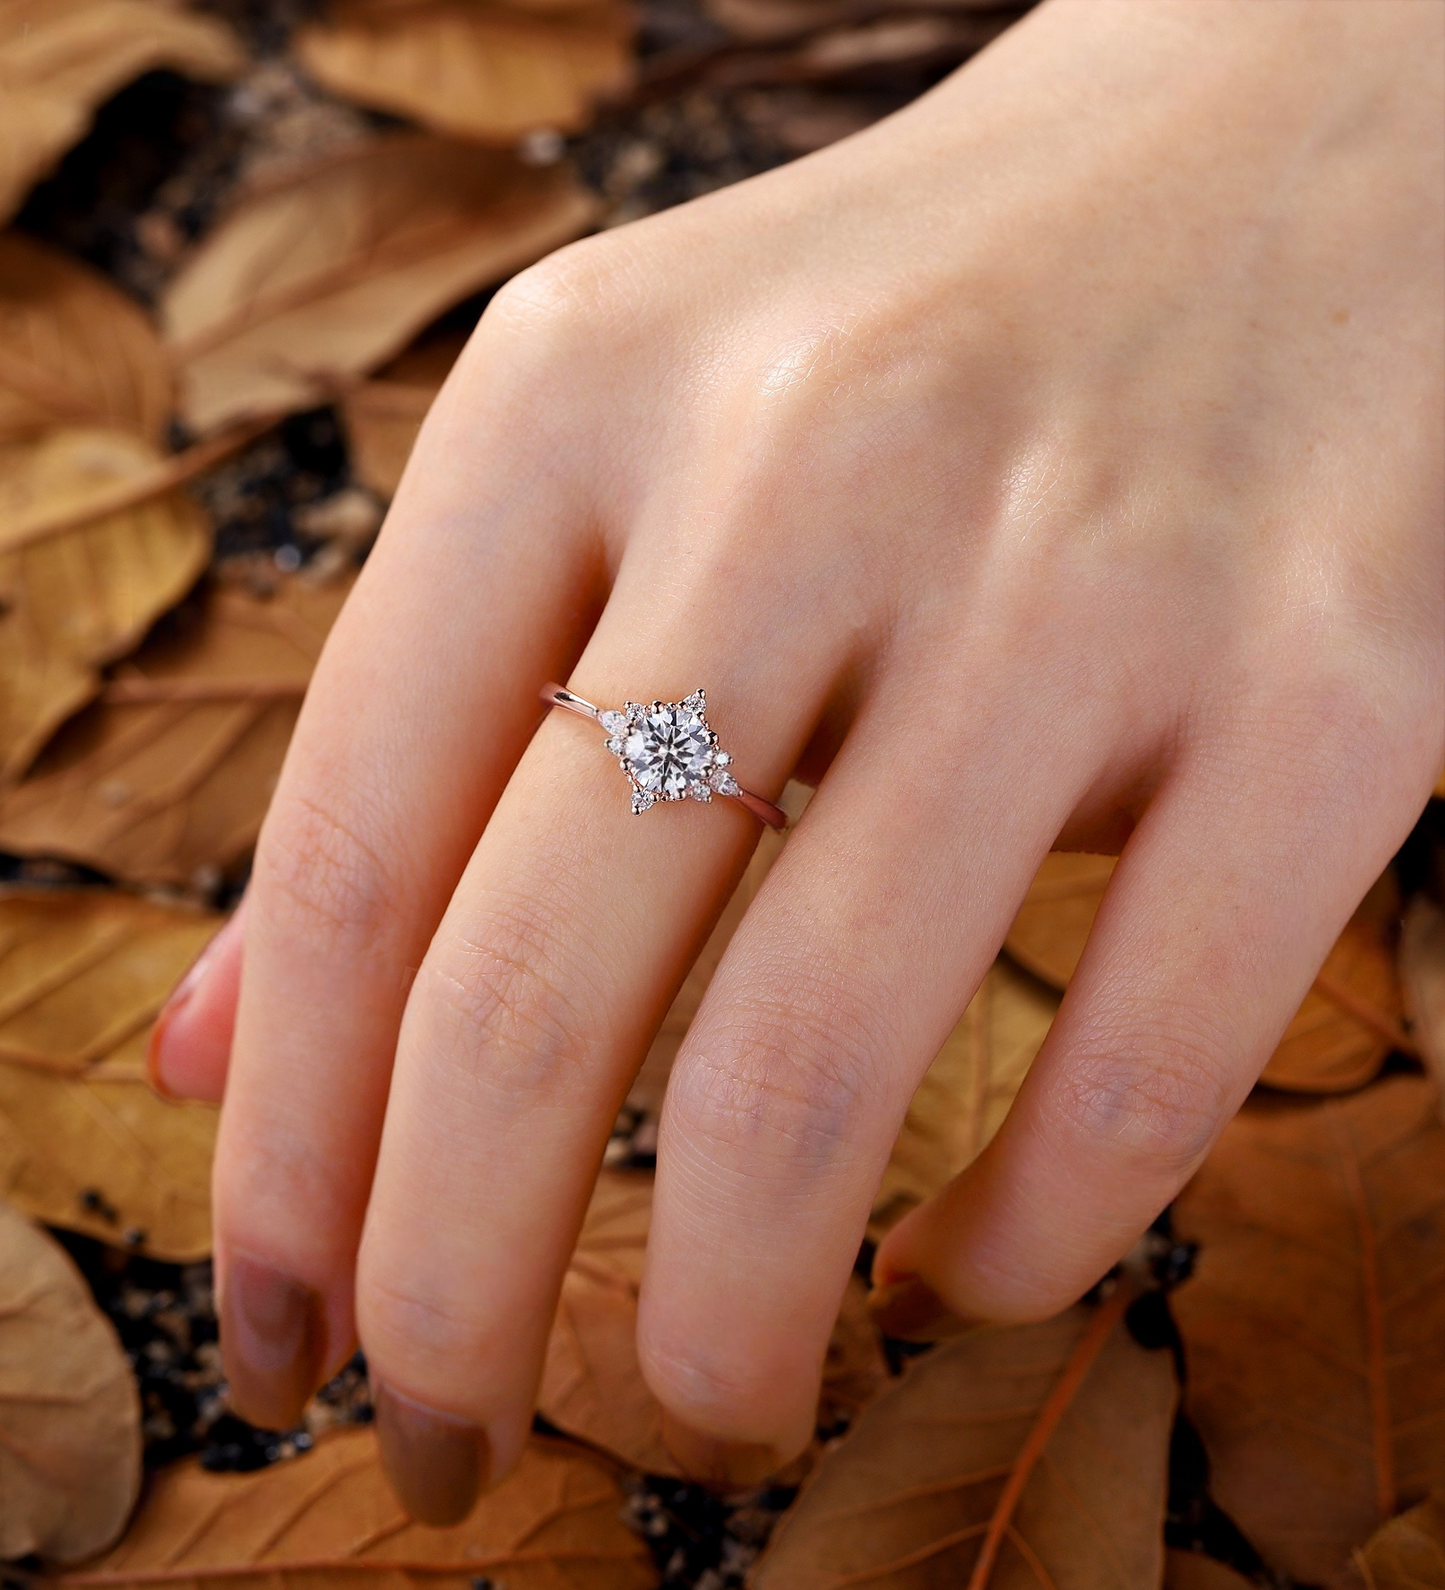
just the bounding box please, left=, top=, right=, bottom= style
left=354, top=534, right=839, bottom=1523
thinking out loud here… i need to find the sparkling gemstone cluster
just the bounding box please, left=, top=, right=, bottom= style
left=599, top=690, right=740, bottom=814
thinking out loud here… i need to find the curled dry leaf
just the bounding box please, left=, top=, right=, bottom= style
left=751, top=1295, right=1175, bottom=1589
left=1400, top=896, right=1445, bottom=1109
left=340, top=328, right=469, bottom=498
left=58, top=1424, right=657, bottom=1590
left=1355, top=1496, right=1445, bottom=1589
left=1172, top=1076, right=1445, bottom=1586
left=161, top=134, right=599, bottom=434
left=0, top=888, right=221, bottom=1258
left=0, top=0, right=245, bottom=223
left=0, top=428, right=211, bottom=783
left=0, top=573, right=355, bottom=886
left=1005, top=854, right=1409, bottom=1093
left=295, top=0, right=635, bottom=145
left=541, top=1168, right=887, bottom=1473
left=0, top=1198, right=140, bottom=1564
left=0, top=232, right=172, bottom=443
left=869, top=956, right=1058, bottom=1242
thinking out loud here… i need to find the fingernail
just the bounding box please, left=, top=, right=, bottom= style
left=145, top=931, right=225, bottom=1097
left=660, top=1410, right=783, bottom=1490
left=219, top=1252, right=327, bottom=1430
left=373, top=1379, right=489, bottom=1525
left=867, top=1275, right=979, bottom=1342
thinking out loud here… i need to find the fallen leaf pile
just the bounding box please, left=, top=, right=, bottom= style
left=2, top=1, right=1445, bottom=1587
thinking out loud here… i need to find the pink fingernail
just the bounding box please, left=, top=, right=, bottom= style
left=146, top=938, right=222, bottom=1098
left=146, top=906, right=241, bottom=1098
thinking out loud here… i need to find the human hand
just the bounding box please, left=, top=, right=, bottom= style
left=151, top=0, right=1443, bottom=1523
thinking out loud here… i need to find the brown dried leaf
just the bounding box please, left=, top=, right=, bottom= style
left=869, top=957, right=1058, bottom=1242
left=161, top=134, right=599, bottom=433
left=1172, top=1076, right=1445, bottom=1586
left=0, top=1198, right=140, bottom=1564
left=541, top=1168, right=887, bottom=1473
left=0, top=574, right=355, bottom=886
left=1005, top=854, right=1408, bottom=1093
left=1163, top=1553, right=1257, bottom=1590
left=340, top=328, right=469, bottom=498
left=751, top=1297, right=1175, bottom=1589
left=1002, top=852, right=1115, bottom=990
left=0, top=429, right=211, bottom=783
left=0, top=888, right=221, bottom=1258
left=1356, top=1497, right=1445, bottom=1589
left=295, top=0, right=635, bottom=145
left=1401, top=896, right=1445, bottom=1109
left=54, top=1424, right=658, bottom=1589
left=0, top=233, right=172, bottom=443
left=0, top=0, right=245, bottom=223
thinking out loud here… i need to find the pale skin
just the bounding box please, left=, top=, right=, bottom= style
left=150, top=0, right=1444, bottom=1523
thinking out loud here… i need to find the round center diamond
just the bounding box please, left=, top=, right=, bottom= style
left=624, top=704, right=712, bottom=798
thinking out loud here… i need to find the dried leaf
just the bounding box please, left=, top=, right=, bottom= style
left=0, top=232, right=172, bottom=443
left=53, top=1424, right=658, bottom=1589
left=751, top=1296, right=1175, bottom=1589
left=1356, top=1497, right=1445, bottom=1589
left=1005, top=854, right=1408, bottom=1093
left=0, top=1198, right=140, bottom=1564
left=0, top=434, right=211, bottom=780
left=0, top=428, right=210, bottom=784
left=340, top=329, right=468, bottom=498
left=161, top=134, right=599, bottom=433
left=869, top=957, right=1058, bottom=1241
left=0, top=574, right=355, bottom=886
left=1172, top=1076, right=1445, bottom=1586
left=295, top=0, right=635, bottom=145
left=1002, top=851, right=1115, bottom=989
left=1162, top=1553, right=1257, bottom=1590
left=541, top=1168, right=887, bottom=1473
left=0, top=0, right=245, bottom=223
left=1401, top=896, right=1445, bottom=1108
left=0, top=888, right=221, bottom=1258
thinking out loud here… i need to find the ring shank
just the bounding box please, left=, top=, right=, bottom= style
left=541, top=683, right=787, bottom=830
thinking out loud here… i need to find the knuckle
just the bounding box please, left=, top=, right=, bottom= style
left=1057, top=1017, right=1236, bottom=1181
left=483, top=237, right=631, bottom=353
left=673, top=970, right=892, bottom=1172
left=417, top=899, right=604, bottom=1105
left=255, top=787, right=401, bottom=952
left=359, top=1267, right=492, bottom=1388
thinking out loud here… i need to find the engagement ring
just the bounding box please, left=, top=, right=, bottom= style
left=541, top=684, right=787, bottom=830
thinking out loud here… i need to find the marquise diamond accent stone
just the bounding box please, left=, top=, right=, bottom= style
left=599, top=709, right=627, bottom=734
left=710, top=768, right=740, bottom=796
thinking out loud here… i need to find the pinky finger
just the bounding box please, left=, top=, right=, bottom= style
left=876, top=714, right=1436, bottom=1326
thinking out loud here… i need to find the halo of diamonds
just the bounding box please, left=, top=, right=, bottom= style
left=597, top=689, right=741, bottom=815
